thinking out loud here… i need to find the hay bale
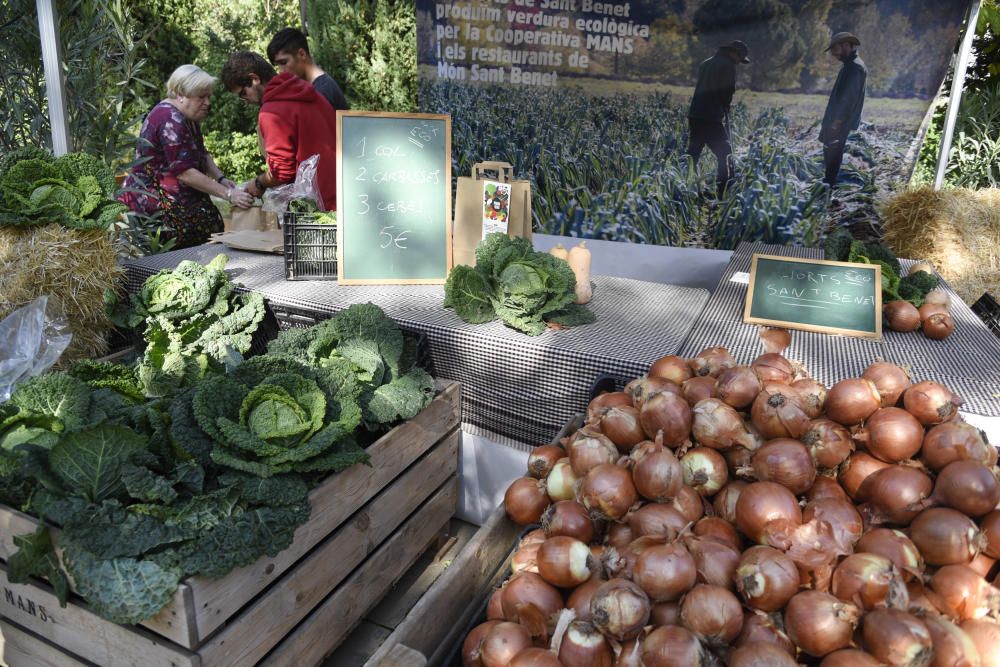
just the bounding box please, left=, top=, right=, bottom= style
left=0, top=224, right=121, bottom=363
left=882, top=187, right=1000, bottom=305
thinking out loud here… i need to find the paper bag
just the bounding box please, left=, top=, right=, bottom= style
left=226, top=206, right=279, bottom=233
left=454, top=161, right=532, bottom=267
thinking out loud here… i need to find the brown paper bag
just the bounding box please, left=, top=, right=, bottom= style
left=453, top=161, right=532, bottom=268
left=226, top=206, right=279, bottom=232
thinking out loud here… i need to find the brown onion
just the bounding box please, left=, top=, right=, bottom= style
left=839, top=451, right=892, bottom=500
left=919, top=302, right=948, bottom=320
left=982, top=511, right=1000, bottom=559
left=650, top=600, right=680, bottom=626
left=567, top=428, right=620, bottom=476
left=463, top=620, right=500, bottom=667
left=682, top=376, right=718, bottom=407
left=728, top=642, right=799, bottom=667
left=679, top=583, right=743, bottom=646
left=885, top=300, right=922, bottom=332
left=806, top=475, right=850, bottom=503
left=932, top=460, right=1000, bottom=517
left=581, top=464, right=638, bottom=521
left=509, top=648, right=562, bottom=667
left=480, top=622, right=533, bottom=667
left=681, top=447, right=729, bottom=496
left=736, top=546, right=799, bottom=611
left=590, top=578, right=651, bottom=640
left=606, top=522, right=635, bottom=549
left=862, top=609, right=933, bottom=667
left=863, top=361, right=912, bottom=407
left=922, top=613, right=981, bottom=667
left=803, top=498, right=864, bottom=552
left=500, top=572, right=563, bottom=626
left=691, top=346, right=735, bottom=378
left=691, top=398, right=761, bottom=451
left=747, top=438, right=816, bottom=495
left=633, top=542, right=697, bottom=602
left=625, top=376, right=682, bottom=409
left=684, top=535, right=740, bottom=589
left=971, top=552, right=997, bottom=578
left=924, top=312, right=956, bottom=340
left=826, top=378, right=882, bottom=426
left=759, top=326, right=792, bottom=354
left=640, top=625, right=707, bottom=667
left=671, top=485, right=706, bottom=523
left=649, top=355, right=693, bottom=384
left=506, top=477, right=551, bottom=525
left=820, top=650, right=883, bottom=667
left=601, top=406, right=646, bottom=453
left=751, top=353, right=795, bottom=385
left=713, top=481, right=748, bottom=524
left=568, top=580, right=603, bottom=621
left=751, top=384, right=812, bottom=439
left=910, top=508, right=983, bottom=566
left=931, top=564, right=1000, bottom=620
left=792, top=377, right=828, bottom=418
left=922, top=421, right=996, bottom=471
left=543, top=500, right=595, bottom=543
left=831, top=552, right=909, bottom=610
left=854, top=407, right=924, bottom=463
left=735, top=482, right=802, bottom=546
left=857, top=529, right=925, bottom=579
left=736, top=610, right=796, bottom=655
left=961, top=619, right=1000, bottom=667
left=716, top=366, right=762, bottom=408
left=546, top=458, right=578, bottom=502
left=537, top=536, right=594, bottom=588
left=904, top=381, right=962, bottom=426
left=616, top=636, right=642, bottom=667
left=588, top=392, right=633, bottom=423
left=627, top=503, right=688, bottom=540
left=487, top=588, right=505, bottom=619
left=693, top=516, right=741, bottom=551
left=512, top=541, right=541, bottom=574
left=557, top=620, right=614, bottom=667
left=631, top=444, right=683, bottom=502
left=724, top=445, right=755, bottom=479
left=640, top=391, right=693, bottom=446
left=784, top=590, right=861, bottom=657
left=802, top=419, right=854, bottom=469
left=861, top=465, right=934, bottom=525
left=528, top=444, right=564, bottom=479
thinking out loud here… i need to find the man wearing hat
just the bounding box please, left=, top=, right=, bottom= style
left=820, top=32, right=867, bottom=188
left=687, top=40, right=751, bottom=198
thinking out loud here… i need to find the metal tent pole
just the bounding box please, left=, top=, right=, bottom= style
left=934, top=0, right=981, bottom=190
left=36, top=0, right=72, bottom=155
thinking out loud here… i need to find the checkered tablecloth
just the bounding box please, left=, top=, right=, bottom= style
left=124, top=245, right=710, bottom=449
left=679, top=242, right=1000, bottom=417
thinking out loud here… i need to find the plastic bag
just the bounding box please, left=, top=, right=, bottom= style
left=261, top=154, right=325, bottom=214
left=0, top=296, right=73, bottom=403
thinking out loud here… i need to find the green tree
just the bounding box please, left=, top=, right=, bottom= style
left=127, top=0, right=198, bottom=84
left=635, top=17, right=694, bottom=82
left=796, top=0, right=837, bottom=93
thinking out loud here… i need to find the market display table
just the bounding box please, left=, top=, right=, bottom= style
left=679, top=242, right=1000, bottom=417
left=124, top=245, right=710, bottom=448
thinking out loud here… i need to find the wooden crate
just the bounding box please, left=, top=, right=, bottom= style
left=0, top=382, right=461, bottom=667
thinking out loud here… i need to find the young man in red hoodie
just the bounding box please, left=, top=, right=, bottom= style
left=221, top=51, right=338, bottom=210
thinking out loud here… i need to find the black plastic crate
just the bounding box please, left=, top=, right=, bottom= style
left=972, top=293, right=1000, bottom=340
left=282, top=211, right=338, bottom=281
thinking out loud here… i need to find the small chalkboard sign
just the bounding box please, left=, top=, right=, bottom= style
left=336, top=111, right=452, bottom=284
left=744, top=254, right=882, bottom=339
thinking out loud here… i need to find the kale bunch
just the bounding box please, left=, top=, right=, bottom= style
left=824, top=228, right=938, bottom=307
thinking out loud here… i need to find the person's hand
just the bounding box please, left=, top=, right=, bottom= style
left=228, top=187, right=254, bottom=209
left=219, top=177, right=237, bottom=190
left=242, top=177, right=263, bottom=198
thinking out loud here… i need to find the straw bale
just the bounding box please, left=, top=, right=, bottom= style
left=882, top=187, right=1000, bottom=305
left=0, top=224, right=121, bottom=363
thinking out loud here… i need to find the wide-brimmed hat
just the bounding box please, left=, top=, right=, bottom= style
left=721, top=40, right=751, bottom=64
left=826, top=32, right=861, bottom=51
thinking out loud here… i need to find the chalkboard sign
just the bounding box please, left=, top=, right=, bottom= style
left=744, top=254, right=883, bottom=339
left=336, top=111, right=452, bottom=284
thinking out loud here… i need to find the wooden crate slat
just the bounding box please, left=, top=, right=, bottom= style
left=0, top=564, right=199, bottom=667
left=195, top=432, right=460, bottom=667
left=1, top=619, right=94, bottom=667
left=189, top=381, right=460, bottom=645
left=260, top=479, right=458, bottom=667
left=380, top=644, right=427, bottom=667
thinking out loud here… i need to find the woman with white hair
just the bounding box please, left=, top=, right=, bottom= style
left=120, top=64, right=254, bottom=248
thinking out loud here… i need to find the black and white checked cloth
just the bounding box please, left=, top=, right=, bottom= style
left=679, top=242, right=1000, bottom=417
left=124, top=246, right=710, bottom=449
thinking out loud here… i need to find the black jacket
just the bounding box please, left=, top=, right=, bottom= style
left=689, top=50, right=736, bottom=122
left=822, top=51, right=867, bottom=136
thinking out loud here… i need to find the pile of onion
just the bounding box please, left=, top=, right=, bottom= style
left=473, top=349, right=998, bottom=667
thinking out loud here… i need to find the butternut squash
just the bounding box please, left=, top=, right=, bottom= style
left=549, top=243, right=569, bottom=261
left=568, top=241, right=592, bottom=305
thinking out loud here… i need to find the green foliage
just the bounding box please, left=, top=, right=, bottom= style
left=897, top=271, right=940, bottom=307
left=307, top=0, right=417, bottom=112
left=914, top=84, right=1000, bottom=189
left=826, top=234, right=936, bottom=307
left=0, top=373, right=104, bottom=452
left=444, top=234, right=597, bottom=336
left=7, top=527, right=70, bottom=606
left=203, top=131, right=265, bottom=183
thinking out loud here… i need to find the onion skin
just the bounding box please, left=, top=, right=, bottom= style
left=854, top=407, right=925, bottom=463
left=839, top=452, right=892, bottom=500
left=961, top=619, right=1000, bottom=667
left=581, top=464, right=638, bottom=521
left=751, top=384, right=812, bottom=439
left=631, top=444, right=683, bottom=502
left=626, top=376, right=681, bottom=409
left=568, top=580, right=603, bottom=622
left=672, top=485, right=706, bottom=523
left=919, top=302, right=949, bottom=321
left=626, top=503, right=688, bottom=540
left=713, top=481, right=748, bottom=524
left=463, top=620, right=500, bottom=667
left=856, top=529, right=926, bottom=579
left=640, top=391, right=693, bottom=447
left=820, top=650, right=883, bottom=667
left=716, top=366, right=763, bottom=408
left=826, top=378, right=882, bottom=426
left=970, top=552, right=997, bottom=578
left=924, top=312, right=956, bottom=340
left=693, top=516, right=741, bottom=551
left=930, top=564, right=1000, bottom=621
left=792, top=378, right=828, bottom=419
left=606, top=522, right=635, bottom=549
left=588, top=392, right=633, bottom=423
left=903, top=381, right=962, bottom=426
left=802, top=419, right=854, bottom=469
left=863, top=361, right=913, bottom=408
left=684, top=535, right=741, bottom=589
left=640, top=625, right=707, bottom=667
left=500, top=571, right=563, bottom=627
left=682, top=376, right=718, bottom=407
left=728, top=642, right=800, bottom=667
left=922, top=422, right=996, bottom=471
left=601, top=405, right=646, bottom=453
left=747, top=438, right=816, bottom=495
left=692, top=398, right=761, bottom=451
left=546, top=458, right=578, bottom=502
left=512, top=540, right=541, bottom=574
left=735, top=482, right=802, bottom=546
left=681, top=446, right=729, bottom=496
left=932, top=461, right=1000, bottom=518
left=678, top=583, right=744, bottom=646
left=505, top=477, right=551, bottom=525
left=981, top=511, right=1000, bottom=559
left=632, top=542, right=697, bottom=602
left=736, top=546, right=799, bottom=611
left=557, top=621, right=615, bottom=667
left=650, top=601, right=680, bottom=626
left=861, top=608, right=933, bottom=667
left=736, top=611, right=796, bottom=655
left=691, top=346, right=736, bottom=378
left=860, top=465, right=933, bottom=526
left=784, top=590, right=861, bottom=657
left=752, top=353, right=795, bottom=385
left=537, top=536, right=594, bottom=588
left=806, top=475, right=850, bottom=503
left=543, top=501, right=595, bottom=543
left=590, top=578, right=651, bottom=640
left=923, top=612, right=982, bottom=667
left=480, top=622, right=533, bottom=667
left=487, top=588, right=505, bottom=620
left=567, top=429, right=620, bottom=477
left=885, top=300, right=922, bottom=332
left=528, top=444, right=564, bottom=479
left=831, top=552, right=909, bottom=610
left=803, top=498, right=864, bottom=552
left=649, top=355, right=693, bottom=384
left=509, top=648, right=562, bottom=667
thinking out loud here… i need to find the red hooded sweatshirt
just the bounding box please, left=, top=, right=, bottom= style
left=259, top=71, right=338, bottom=211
